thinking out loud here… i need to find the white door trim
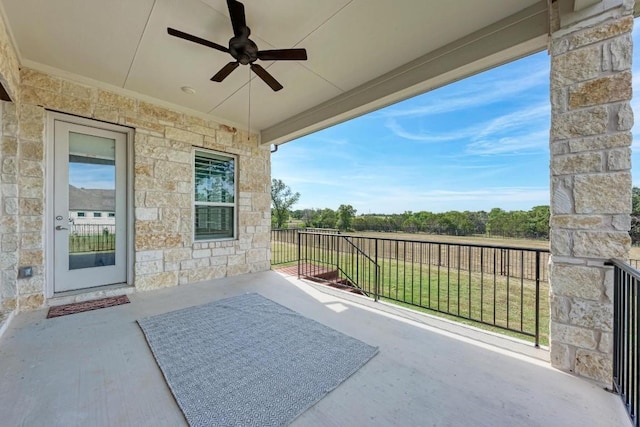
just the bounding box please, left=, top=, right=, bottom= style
left=45, top=112, right=134, bottom=297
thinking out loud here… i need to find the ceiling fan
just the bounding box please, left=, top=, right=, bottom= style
left=167, top=0, right=307, bottom=92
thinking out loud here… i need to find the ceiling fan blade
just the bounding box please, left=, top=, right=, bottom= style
left=167, top=28, right=229, bottom=53
left=211, top=62, right=240, bottom=82
left=250, top=64, right=283, bottom=92
left=227, top=0, right=247, bottom=37
left=258, top=49, right=307, bottom=61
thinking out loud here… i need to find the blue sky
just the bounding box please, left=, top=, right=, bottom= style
left=273, top=25, right=640, bottom=215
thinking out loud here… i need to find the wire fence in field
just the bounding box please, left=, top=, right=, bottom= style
left=345, top=236, right=549, bottom=283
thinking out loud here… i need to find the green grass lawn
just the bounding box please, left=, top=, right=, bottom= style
left=373, top=262, right=549, bottom=345
left=272, top=240, right=550, bottom=346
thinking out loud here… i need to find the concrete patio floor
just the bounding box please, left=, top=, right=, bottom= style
left=0, top=270, right=630, bottom=427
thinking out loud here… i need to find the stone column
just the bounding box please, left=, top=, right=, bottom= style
left=0, top=5, right=21, bottom=326
left=549, top=0, right=633, bottom=384
left=0, top=101, right=19, bottom=321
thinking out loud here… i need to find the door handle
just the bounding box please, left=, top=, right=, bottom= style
left=55, top=225, right=68, bottom=231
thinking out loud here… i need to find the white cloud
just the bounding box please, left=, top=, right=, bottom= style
left=384, top=118, right=476, bottom=142
left=466, top=129, right=549, bottom=155
left=384, top=102, right=550, bottom=156
left=472, top=104, right=549, bottom=141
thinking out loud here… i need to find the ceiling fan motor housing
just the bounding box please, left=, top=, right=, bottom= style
left=229, top=27, right=258, bottom=65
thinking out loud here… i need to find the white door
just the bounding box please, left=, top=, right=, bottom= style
left=53, top=120, right=128, bottom=292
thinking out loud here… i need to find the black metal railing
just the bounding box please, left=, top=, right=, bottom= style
left=274, top=231, right=548, bottom=346
left=303, top=228, right=341, bottom=234
left=69, top=224, right=116, bottom=253
left=340, top=236, right=380, bottom=298
left=271, top=229, right=300, bottom=265
left=297, top=232, right=379, bottom=297
left=609, top=259, right=639, bottom=427
left=271, top=228, right=343, bottom=265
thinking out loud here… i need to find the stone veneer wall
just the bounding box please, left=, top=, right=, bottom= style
left=0, top=67, right=271, bottom=314
left=0, top=12, right=22, bottom=324
left=1, top=97, right=48, bottom=319
left=549, top=2, right=633, bottom=384
left=0, top=100, right=17, bottom=321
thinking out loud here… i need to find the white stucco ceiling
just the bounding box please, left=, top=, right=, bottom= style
left=0, top=0, right=548, bottom=144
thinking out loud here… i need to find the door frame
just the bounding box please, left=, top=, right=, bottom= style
left=45, top=111, right=134, bottom=297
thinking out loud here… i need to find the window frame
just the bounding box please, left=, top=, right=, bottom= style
left=192, top=148, right=238, bottom=242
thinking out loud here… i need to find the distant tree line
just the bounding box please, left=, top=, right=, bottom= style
left=290, top=206, right=551, bottom=239
left=274, top=180, right=640, bottom=243
left=290, top=205, right=358, bottom=231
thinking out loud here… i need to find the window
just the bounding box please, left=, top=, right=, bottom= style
left=93, top=212, right=102, bottom=218
left=108, top=212, right=115, bottom=218
left=194, top=149, right=236, bottom=240
left=77, top=212, right=85, bottom=217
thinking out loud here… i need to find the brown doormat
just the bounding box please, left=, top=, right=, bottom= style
left=47, top=295, right=130, bottom=318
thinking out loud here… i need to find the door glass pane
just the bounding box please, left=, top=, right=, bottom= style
left=68, top=132, right=116, bottom=270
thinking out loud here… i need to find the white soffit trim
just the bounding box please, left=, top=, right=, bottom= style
left=261, top=1, right=549, bottom=146
left=574, top=0, right=602, bottom=11
left=560, top=0, right=632, bottom=27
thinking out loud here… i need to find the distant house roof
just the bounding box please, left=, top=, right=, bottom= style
left=69, top=185, right=115, bottom=211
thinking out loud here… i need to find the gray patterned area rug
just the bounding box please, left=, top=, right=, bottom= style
left=138, top=293, right=378, bottom=427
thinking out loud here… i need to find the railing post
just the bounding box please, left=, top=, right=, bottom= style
left=355, top=238, right=359, bottom=289
left=634, top=274, right=639, bottom=422
left=297, top=231, right=301, bottom=279
left=374, top=238, right=379, bottom=302
left=534, top=250, right=540, bottom=348
left=336, top=235, right=341, bottom=282
left=612, top=263, right=619, bottom=393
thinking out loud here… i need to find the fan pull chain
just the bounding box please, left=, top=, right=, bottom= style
left=247, top=66, right=251, bottom=141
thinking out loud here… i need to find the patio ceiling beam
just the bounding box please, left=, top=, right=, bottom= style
left=261, top=0, right=549, bottom=146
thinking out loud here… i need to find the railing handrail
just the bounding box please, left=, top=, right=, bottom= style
left=292, top=229, right=551, bottom=253
left=338, top=232, right=550, bottom=253
left=296, top=232, right=379, bottom=297
left=338, top=235, right=380, bottom=297
left=298, top=231, right=549, bottom=282
left=608, top=258, right=640, bottom=277
left=303, top=228, right=341, bottom=234
left=342, top=236, right=378, bottom=266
